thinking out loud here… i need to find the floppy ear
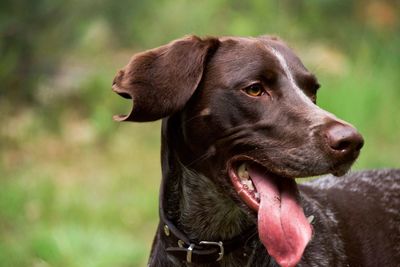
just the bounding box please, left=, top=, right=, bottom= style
left=112, top=35, right=220, bottom=122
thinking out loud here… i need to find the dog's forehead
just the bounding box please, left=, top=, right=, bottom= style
left=207, top=36, right=309, bottom=84
left=221, top=37, right=304, bottom=65
left=259, top=37, right=306, bottom=65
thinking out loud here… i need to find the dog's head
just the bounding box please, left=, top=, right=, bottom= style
left=112, top=35, right=363, bottom=267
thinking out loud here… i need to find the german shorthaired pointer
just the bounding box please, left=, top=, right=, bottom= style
left=112, top=35, right=400, bottom=267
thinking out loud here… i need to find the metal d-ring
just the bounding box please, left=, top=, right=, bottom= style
left=186, top=243, right=195, bottom=263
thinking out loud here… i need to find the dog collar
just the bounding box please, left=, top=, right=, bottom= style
left=160, top=216, right=257, bottom=264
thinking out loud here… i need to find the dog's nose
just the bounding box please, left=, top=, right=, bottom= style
left=325, top=123, right=364, bottom=154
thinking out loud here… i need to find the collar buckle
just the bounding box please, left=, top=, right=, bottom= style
left=199, top=241, right=224, bottom=261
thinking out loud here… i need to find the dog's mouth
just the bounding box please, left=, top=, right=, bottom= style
left=228, top=159, right=313, bottom=267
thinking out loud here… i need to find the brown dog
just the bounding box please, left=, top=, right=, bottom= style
left=112, top=36, right=400, bottom=267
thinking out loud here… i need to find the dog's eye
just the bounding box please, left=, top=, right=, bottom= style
left=244, top=83, right=265, bottom=97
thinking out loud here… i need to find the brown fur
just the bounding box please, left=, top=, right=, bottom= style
left=113, top=35, right=399, bottom=267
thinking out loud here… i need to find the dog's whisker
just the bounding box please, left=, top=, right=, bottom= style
left=181, top=114, right=208, bottom=126
left=185, top=146, right=215, bottom=167
left=216, top=129, right=254, bottom=146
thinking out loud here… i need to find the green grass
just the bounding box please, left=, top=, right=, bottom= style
left=0, top=115, right=161, bottom=267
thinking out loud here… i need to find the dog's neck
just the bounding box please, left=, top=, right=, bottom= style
left=160, top=117, right=253, bottom=242
left=177, top=165, right=252, bottom=241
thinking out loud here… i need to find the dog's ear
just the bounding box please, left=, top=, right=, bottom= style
left=112, top=35, right=220, bottom=122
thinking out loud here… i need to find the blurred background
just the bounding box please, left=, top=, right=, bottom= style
left=0, top=0, right=399, bottom=266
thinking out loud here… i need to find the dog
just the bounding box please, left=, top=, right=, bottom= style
left=112, top=35, right=400, bottom=267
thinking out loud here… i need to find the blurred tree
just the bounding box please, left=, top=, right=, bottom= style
left=0, top=0, right=91, bottom=104
left=0, top=0, right=398, bottom=106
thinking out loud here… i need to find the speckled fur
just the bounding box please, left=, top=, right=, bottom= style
left=179, top=165, right=252, bottom=241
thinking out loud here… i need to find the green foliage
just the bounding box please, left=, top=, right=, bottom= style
left=0, top=0, right=399, bottom=266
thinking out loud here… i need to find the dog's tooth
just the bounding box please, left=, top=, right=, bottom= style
left=255, top=192, right=260, bottom=200
left=242, top=180, right=255, bottom=191
left=238, top=163, right=249, bottom=180
left=247, top=182, right=255, bottom=191
left=307, top=215, right=315, bottom=224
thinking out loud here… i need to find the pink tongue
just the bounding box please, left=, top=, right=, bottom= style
left=248, top=164, right=312, bottom=267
